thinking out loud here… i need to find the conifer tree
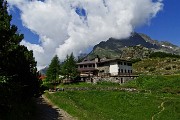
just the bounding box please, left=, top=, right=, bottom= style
left=46, top=55, right=61, bottom=84
left=61, top=53, right=78, bottom=81
left=0, top=0, right=41, bottom=117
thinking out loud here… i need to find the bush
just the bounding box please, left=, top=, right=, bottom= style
left=131, top=58, right=142, bottom=63
left=42, top=82, right=54, bottom=90
left=149, top=52, right=180, bottom=58
left=172, top=58, right=177, bottom=61
left=144, top=65, right=149, bottom=69
left=165, top=66, right=171, bottom=70
left=149, top=67, right=156, bottom=72
left=172, top=65, right=177, bottom=69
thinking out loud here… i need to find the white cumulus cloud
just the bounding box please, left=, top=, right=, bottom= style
left=8, top=0, right=163, bottom=69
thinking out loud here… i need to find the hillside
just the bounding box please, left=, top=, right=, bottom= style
left=87, top=32, right=180, bottom=60
left=39, top=67, right=48, bottom=75
left=133, top=57, right=180, bottom=75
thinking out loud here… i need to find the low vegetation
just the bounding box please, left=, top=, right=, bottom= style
left=45, top=75, right=180, bottom=120
left=149, top=52, right=180, bottom=58
left=133, top=57, right=180, bottom=75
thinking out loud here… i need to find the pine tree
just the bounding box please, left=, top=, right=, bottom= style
left=0, top=0, right=41, bottom=117
left=61, top=53, right=78, bottom=81
left=46, top=55, right=61, bottom=84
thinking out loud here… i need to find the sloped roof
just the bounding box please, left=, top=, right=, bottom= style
left=77, top=60, right=96, bottom=65
left=99, top=58, right=131, bottom=63
left=77, top=58, right=131, bottom=65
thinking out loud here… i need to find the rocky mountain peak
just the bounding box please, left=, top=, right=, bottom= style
left=87, top=32, right=180, bottom=60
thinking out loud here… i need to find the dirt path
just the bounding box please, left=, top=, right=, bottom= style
left=151, top=101, right=165, bottom=120
left=36, top=95, right=75, bottom=120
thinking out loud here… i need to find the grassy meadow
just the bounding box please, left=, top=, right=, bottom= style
left=45, top=75, right=180, bottom=120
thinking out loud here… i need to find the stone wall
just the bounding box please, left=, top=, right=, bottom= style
left=91, top=76, right=134, bottom=84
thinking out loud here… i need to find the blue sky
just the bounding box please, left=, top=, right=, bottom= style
left=136, top=0, right=180, bottom=46
left=11, top=7, right=40, bottom=44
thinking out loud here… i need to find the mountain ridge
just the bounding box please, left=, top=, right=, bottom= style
left=87, top=32, right=180, bottom=60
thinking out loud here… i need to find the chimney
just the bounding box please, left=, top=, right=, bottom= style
left=95, top=55, right=100, bottom=63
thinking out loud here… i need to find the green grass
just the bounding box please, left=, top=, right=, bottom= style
left=45, top=75, right=180, bottom=120
left=45, top=91, right=180, bottom=120
left=155, top=100, right=180, bottom=120
left=124, top=75, right=180, bottom=93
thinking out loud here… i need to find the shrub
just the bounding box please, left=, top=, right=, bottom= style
left=149, top=52, right=180, bottom=58
left=172, top=58, right=177, bottom=61
left=131, top=58, right=142, bottom=63
left=172, top=65, right=177, bottom=69
left=144, top=65, right=149, bottom=69
left=149, top=67, right=156, bottom=72
left=42, top=82, right=54, bottom=90
left=165, top=66, right=171, bottom=70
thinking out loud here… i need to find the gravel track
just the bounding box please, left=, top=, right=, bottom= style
left=36, top=95, right=75, bottom=120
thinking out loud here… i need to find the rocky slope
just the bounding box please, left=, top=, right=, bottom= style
left=133, top=57, right=180, bottom=75
left=87, top=32, right=180, bottom=60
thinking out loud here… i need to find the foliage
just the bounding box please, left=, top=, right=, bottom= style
left=61, top=53, right=78, bottom=81
left=0, top=0, right=41, bottom=118
left=46, top=55, right=61, bottom=83
left=131, top=58, right=142, bottom=63
left=149, top=67, right=156, bottom=72
left=42, top=82, right=55, bottom=90
left=149, top=52, right=180, bottom=58
left=165, top=66, right=171, bottom=70
left=2, top=98, right=37, bottom=120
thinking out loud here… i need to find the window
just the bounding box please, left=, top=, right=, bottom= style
left=89, top=64, right=92, bottom=67
left=84, top=65, right=87, bottom=68
left=100, top=63, right=105, bottom=66
left=80, top=65, right=83, bottom=68
left=118, top=61, right=123, bottom=65
left=125, top=69, right=127, bottom=73
left=127, top=63, right=132, bottom=66
left=124, top=62, right=127, bottom=65
left=121, top=69, right=123, bottom=73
